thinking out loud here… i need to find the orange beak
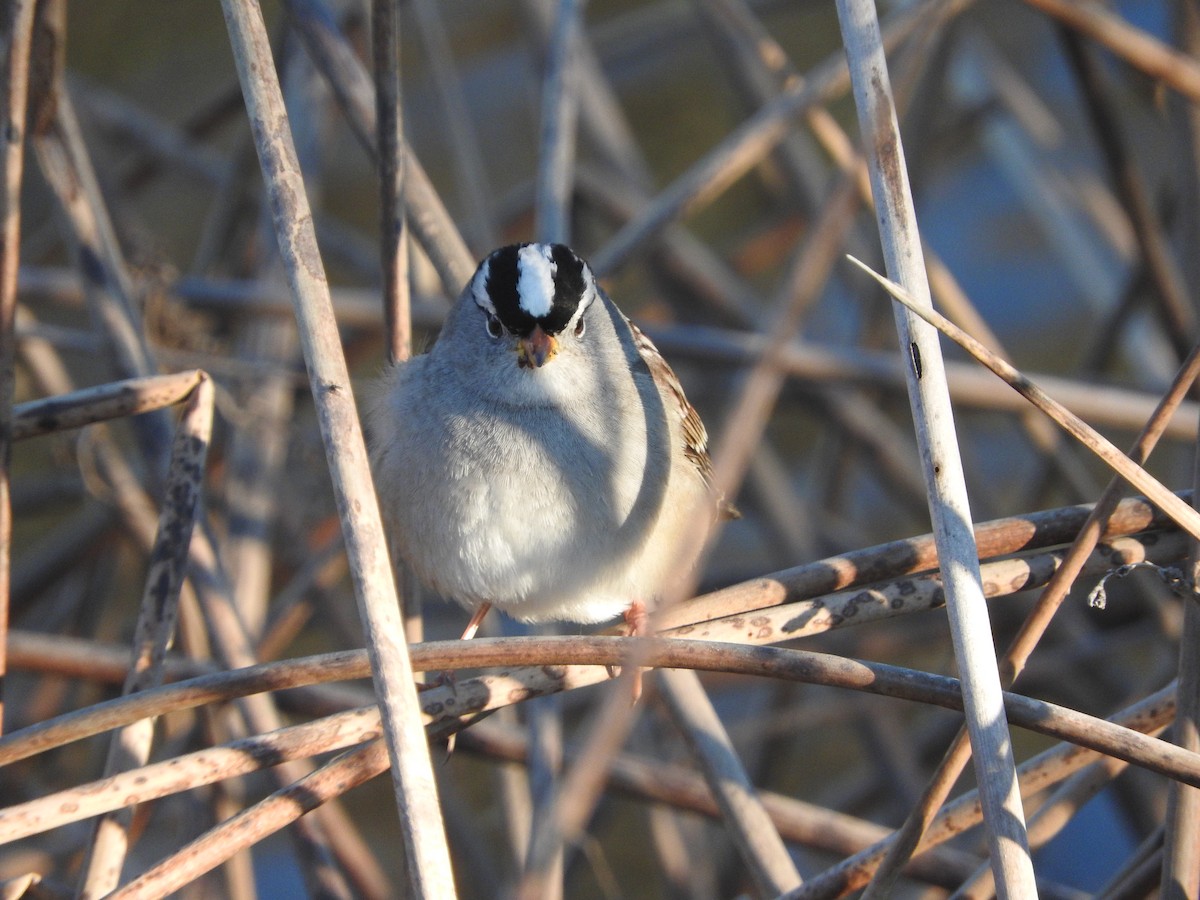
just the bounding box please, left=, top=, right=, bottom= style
left=517, top=326, right=558, bottom=369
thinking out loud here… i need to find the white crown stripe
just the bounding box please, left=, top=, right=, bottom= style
left=517, top=244, right=556, bottom=318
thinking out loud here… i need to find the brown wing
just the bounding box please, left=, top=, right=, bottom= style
left=625, top=317, right=739, bottom=520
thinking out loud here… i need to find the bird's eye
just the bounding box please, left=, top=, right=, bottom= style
left=574, top=317, right=586, bottom=337
left=485, top=313, right=503, bottom=339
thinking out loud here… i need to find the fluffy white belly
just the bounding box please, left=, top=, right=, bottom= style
left=393, top=413, right=672, bottom=624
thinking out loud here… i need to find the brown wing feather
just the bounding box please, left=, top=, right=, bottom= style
left=625, top=317, right=739, bottom=520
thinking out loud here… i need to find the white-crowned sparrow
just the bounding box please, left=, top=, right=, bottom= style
left=368, top=242, right=728, bottom=635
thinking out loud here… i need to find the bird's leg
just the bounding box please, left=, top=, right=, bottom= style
left=422, top=603, right=496, bottom=759
left=623, top=599, right=648, bottom=637
left=460, top=601, right=492, bottom=640
left=611, top=600, right=648, bottom=702
left=418, top=602, right=492, bottom=694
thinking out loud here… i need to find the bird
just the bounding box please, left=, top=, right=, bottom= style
left=367, top=242, right=730, bottom=648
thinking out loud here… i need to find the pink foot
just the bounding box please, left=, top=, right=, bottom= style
left=619, top=600, right=648, bottom=703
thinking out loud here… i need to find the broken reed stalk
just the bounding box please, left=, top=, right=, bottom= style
left=11, top=370, right=205, bottom=440
left=79, top=375, right=214, bottom=898
left=0, top=0, right=38, bottom=738
left=217, top=0, right=456, bottom=896
left=852, top=258, right=1200, bottom=544
left=834, top=0, right=1036, bottom=893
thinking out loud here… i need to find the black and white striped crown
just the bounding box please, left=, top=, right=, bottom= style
left=469, top=243, right=595, bottom=337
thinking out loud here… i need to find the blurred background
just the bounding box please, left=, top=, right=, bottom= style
left=4, top=0, right=1200, bottom=896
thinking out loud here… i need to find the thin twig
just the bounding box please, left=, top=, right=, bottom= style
left=373, top=0, right=411, bottom=364
left=852, top=257, right=1200, bottom=544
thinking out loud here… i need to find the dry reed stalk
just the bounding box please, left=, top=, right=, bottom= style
left=107, top=739, right=391, bottom=900
left=522, top=3, right=587, bottom=889
left=863, top=337, right=1200, bottom=892
left=858, top=260, right=1200, bottom=544
left=283, top=0, right=475, bottom=293
left=658, top=667, right=803, bottom=893
left=11, top=370, right=204, bottom=440
left=1024, top=0, right=1200, bottom=103
left=534, top=0, right=582, bottom=247
left=788, top=684, right=1178, bottom=899
left=372, top=0, right=411, bottom=365
left=0, top=0, right=38, bottom=738
left=0, top=705, right=382, bottom=845
left=411, top=0, right=497, bottom=251
left=8, top=637, right=1200, bottom=789
left=78, top=375, right=214, bottom=897
left=667, top=530, right=1188, bottom=647
left=218, top=3, right=455, bottom=891
left=836, top=0, right=1034, bottom=891
left=1161, top=432, right=1200, bottom=898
